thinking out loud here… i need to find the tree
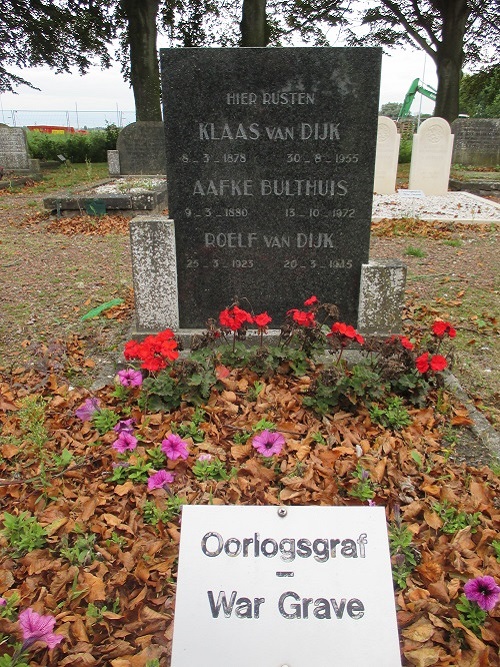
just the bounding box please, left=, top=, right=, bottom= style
left=0, top=0, right=113, bottom=93
left=460, top=65, right=500, bottom=118
left=240, top=0, right=270, bottom=46
left=380, top=102, right=403, bottom=118
left=346, top=0, right=500, bottom=123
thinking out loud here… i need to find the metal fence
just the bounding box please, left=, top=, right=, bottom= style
left=0, top=109, right=136, bottom=130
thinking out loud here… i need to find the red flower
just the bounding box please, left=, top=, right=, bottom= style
left=123, top=329, right=178, bottom=371
left=254, top=312, right=272, bottom=329
left=415, top=352, right=430, bottom=374
left=430, top=354, right=447, bottom=371
left=328, top=322, right=364, bottom=345
left=219, top=306, right=253, bottom=331
left=124, top=339, right=142, bottom=360
left=289, top=309, right=315, bottom=327
left=304, top=295, right=318, bottom=307
left=400, top=336, right=414, bottom=350
left=432, top=320, right=456, bottom=338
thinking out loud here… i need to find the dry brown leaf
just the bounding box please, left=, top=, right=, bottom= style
left=404, top=647, right=443, bottom=667
left=402, top=618, right=435, bottom=643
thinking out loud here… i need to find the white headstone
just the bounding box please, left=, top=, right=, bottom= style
left=374, top=116, right=400, bottom=194
left=172, top=505, right=402, bottom=667
left=409, top=117, right=454, bottom=195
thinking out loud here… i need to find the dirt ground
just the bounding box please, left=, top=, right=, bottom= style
left=1, top=179, right=499, bottom=457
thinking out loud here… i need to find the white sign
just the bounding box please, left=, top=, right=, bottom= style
left=171, top=506, right=402, bottom=666
left=398, top=188, right=425, bottom=199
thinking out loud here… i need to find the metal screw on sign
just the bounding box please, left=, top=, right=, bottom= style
left=277, top=508, right=287, bottom=518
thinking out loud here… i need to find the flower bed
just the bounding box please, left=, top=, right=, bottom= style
left=0, top=297, right=498, bottom=665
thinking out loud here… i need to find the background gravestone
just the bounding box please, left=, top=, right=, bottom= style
left=374, top=116, right=400, bottom=195
left=116, top=121, right=167, bottom=175
left=451, top=118, right=500, bottom=167
left=409, top=117, right=454, bottom=196
left=160, top=47, right=381, bottom=328
left=0, top=126, right=32, bottom=171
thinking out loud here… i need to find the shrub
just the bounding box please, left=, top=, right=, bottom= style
left=399, top=135, right=413, bottom=163
left=27, top=124, right=119, bottom=163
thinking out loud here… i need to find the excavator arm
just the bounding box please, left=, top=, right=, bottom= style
left=398, top=78, right=437, bottom=119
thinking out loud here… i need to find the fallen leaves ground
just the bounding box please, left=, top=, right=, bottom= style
left=0, top=359, right=499, bottom=666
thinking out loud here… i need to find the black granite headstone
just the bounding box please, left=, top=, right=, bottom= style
left=160, top=47, right=381, bottom=328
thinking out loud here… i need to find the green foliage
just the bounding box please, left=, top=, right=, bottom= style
left=145, top=445, right=167, bottom=470
left=304, top=363, right=386, bottom=415
left=492, top=539, right=500, bottom=562
left=105, top=532, right=127, bottom=549
left=432, top=501, right=481, bottom=534
left=252, top=418, right=276, bottom=432
left=27, top=125, right=119, bottom=164
left=389, top=521, right=420, bottom=590
left=51, top=448, right=74, bottom=469
left=0, top=592, right=19, bottom=620
left=348, top=465, right=375, bottom=501
left=398, top=135, right=413, bottom=164
left=142, top=496, right=185, bottom=526
left=460, top=65, right=500, bottom=118
left=369, top=397, right=411, bottom=430
left=92, top=408, right=119, bottom=434
left=311, top=432, right=326, bottom=444
left=18, top=395, right=48, bottom=448
left=108, top=458, right=153, bottom=484
left=139, top=358, right=217, bottom=412
left=59, top=531, right=97, bottom=565
left=172, top=419, right=205, bottom=443
left=456, top=594, right=487, bottom=635
left=1, top=511, right=47, bottom=557
left=246, top=381, right=264, bottom=401
left=192, top=457, right=237, bottom=481
left=233, top=430, right=251, bottom=444
left=389, top=369, right=430, bottom=407
left=0, top=653, right=30, bottom=667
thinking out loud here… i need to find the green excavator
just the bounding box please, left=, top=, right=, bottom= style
left=397, top=78, right=437, bottom=119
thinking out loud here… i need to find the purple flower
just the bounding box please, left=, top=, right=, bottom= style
left=19, top=608, right=64, bottom=650
left=147, top=469, right=175, bottom=490
left=113, top=418, right=136, bottom=434
left=197, top=453, right=212, bottom=462
left=117, top=369, right=143, bottom=387
left=75, top=397, right=100, bottom=421
left=464, top=576, right=500, bottom=611
left=112, top=431, right=138, bottom=453
left=0, top=597, right=6, bottom=606
left=252, top=430, right=285, bottom=457
left=161, top=434, right=189, bottom=460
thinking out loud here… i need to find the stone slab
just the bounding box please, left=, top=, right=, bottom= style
left=130, top=216, right=179, bottom=332
left=107, top=149, right=121, bottom=176
left=451, top=118, right=500, bottom=167
left=160, top=47, right=381, bottom=328
left=374, top=116, right=400, bottom=195
left=116, top=121, right=167, bottom=175
left=409, top=117, right=454, bottom=196
left=43, top=181, right=168, bottom=213
left=357, top=260, right=407, bottom=335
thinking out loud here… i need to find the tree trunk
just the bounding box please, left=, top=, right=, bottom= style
left=432, top=0, right=470, bottom=123
left=240, top=0, right=269, bottom=46
left=120, top=0, right=162, bottom=121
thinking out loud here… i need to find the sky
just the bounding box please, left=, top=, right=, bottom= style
left=0, top=47, right=438, bottom=128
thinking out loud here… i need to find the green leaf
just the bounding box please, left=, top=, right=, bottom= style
left=80, top=298, right=123, bottom=321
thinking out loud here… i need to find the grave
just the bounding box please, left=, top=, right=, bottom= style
left=0, top=126, right=40, bottom=175
left=114, top=121, right=167, bottom=175
left=451, top=118, right=500, bottom=167
left=374, top=116, right=400, bottom=195
left=409, top=117, right=454, bottom=195
left=43, top=177, right=168, bottom=215
left=159, top=47, right=382, bottom=328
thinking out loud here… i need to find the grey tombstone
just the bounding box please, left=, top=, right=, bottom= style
left=0, top=126, right=32, bottom=172
left=116, top=121, right=167, bottom=175
left=107, top=150, right=121, bottom=176
left=160, top=47, right=382, bottom=328
left=451, top=118, right=500, bottom=167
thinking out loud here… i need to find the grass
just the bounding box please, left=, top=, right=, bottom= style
left=1, top=162, right=109, bottom=195
left=404, top=245, right=427, bottom=257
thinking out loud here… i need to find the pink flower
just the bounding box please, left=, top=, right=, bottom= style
left=0, top=597, right=6, bottom=606
left=113, top=418, right=135, bottom=434
left=252, top=430, right=285, bottom=457
left=19, top=608, right=64, bottom=650
left=161, top=434, right=189, bottom=460
left=147, top=469, right=175, bottom=490
left=464, top=576, right=500, bottom=611
left=117, top=369, right=143, bottom=387
left=75, top=397, right=100, bottom=421
left=112, top=431, right=138, bottom=453
left=197, top=453, right=212, bottom=462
